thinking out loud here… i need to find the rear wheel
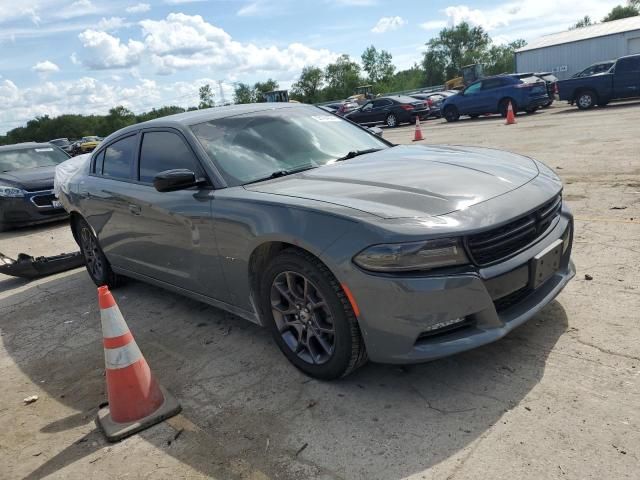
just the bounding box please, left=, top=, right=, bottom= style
left=443, top=106, right=460, bottom=122
left=576, top=91, right=596, bottom=110
left=385, top=113, right=397, bottom=128
left=76, top=218, right=120, bottom=288
left=260, top=249, right=367, bottom=380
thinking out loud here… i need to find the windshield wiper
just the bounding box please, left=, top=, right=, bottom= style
left=244, top=164, right=317, bottom=185
left=336, top=148, right=383, bottom=162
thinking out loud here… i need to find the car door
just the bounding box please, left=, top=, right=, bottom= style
left=480, top=78, right=505, bottom=112
left=369, top=99, right=393, bottom=123
left=122, top=129, right=229, bottom=301
left=456, top=81, right=483, bottom=114
left=613, top=56, right=640, bottom=98
left=353, top=101, right=374, bottom=123
left=87, top=134, right=144, bottom=274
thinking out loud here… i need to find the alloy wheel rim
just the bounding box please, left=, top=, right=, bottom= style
left=579, top=95, right=591, bottom=108
left=270, top=271, right=335, bottom=365
left=387, top=115, right=396, bottom=127
left=80, top=227, right=103, bottom=279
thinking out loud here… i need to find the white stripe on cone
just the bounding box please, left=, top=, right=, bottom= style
left=105, top=342, right=143, bottom=369
left=101, top=305, right=130, bottom=338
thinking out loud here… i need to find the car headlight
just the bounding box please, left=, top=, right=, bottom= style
left=353, top=238, right=468, bottom=272
left=0, top=185, right=25, bottom=197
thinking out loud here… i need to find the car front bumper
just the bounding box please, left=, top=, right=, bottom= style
left=0, top=190, right=68, bottom=229
left=342, top=208, right=575, bottom=364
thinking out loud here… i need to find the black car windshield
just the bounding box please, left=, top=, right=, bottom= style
left=191, top=107, right=388, bottom=186
left=0, top=147, right=69, bottom=172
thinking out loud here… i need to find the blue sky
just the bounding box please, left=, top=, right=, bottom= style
left=0, top=0, right=621, bottom=133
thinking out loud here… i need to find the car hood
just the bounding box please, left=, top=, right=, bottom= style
left=0, top=165, right=57, bottom=191
left=245, top=145, right=540, bottom=219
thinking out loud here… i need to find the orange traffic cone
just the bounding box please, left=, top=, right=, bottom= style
left=96, top=285, right=181, bottom=442
left=505, top=101, right=517, bottom=125
left=412, top=116, right=424, bottom=141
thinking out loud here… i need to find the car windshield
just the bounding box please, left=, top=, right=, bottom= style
left=191, top=107, right=388, bottom=185
left=0, top=147, right=69, bottom=172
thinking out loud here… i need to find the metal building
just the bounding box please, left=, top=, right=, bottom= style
left=515, top=16, right=640, bottom=80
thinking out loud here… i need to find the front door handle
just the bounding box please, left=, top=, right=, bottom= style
left=129, top=204, right=141, bottom=215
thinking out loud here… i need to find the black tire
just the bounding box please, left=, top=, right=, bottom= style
left=260, top=248, right=367, bottom=380
left=576, top=90, right=596, bottom=110
left=499, top=99, right=517, bottom=118
left=75, top=217, right=120, bottom=288
left=385, top=113, right=398, bottom=128
left=443, top=106, right=459, bottom=122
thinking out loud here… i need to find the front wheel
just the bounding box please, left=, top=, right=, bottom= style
left=576, top=91, right=596, bottom=110
left=260, top=249, right=367, bottom=380
left=443, top=106, right=460, bottom=122
left=385, top=113, right=397, bottom=128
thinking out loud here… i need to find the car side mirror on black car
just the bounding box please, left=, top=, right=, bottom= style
left=153, top=169, right=201, bottom=192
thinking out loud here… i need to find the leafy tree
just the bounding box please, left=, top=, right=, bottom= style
left=198, top=84, right=215, bottom=109
left=571, top=15, right=594, bottom=29
left=361, top=45, right=395, bottom=84
left=290, top=66, right=324, bottom=103
left=100, top=106, right=136, bottom=135
left=254, top=79, right=279, bottom=102
left=422, top=22, right=491, bottom=83
left=324, top=54, right=362, bottom=100
left=233, top=83, right=255, bottom=104
left=136, top=106, right=185, bottom=123
left=603, top=4, right=639, bottom=22
left=484, top=39, right=526, bottom=76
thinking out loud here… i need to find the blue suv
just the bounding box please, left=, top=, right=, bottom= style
left=441, top=75, right=549, bottom=122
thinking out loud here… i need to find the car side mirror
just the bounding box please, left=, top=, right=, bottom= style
left=367, top=126, right=384, bottom=137
left=153, top=169, right=200, bottom=192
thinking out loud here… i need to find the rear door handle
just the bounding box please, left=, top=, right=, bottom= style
left=128, top=204, right=141, bottom=215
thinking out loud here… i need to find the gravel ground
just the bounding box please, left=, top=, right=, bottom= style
left=1, top=101, right=638, bottom=480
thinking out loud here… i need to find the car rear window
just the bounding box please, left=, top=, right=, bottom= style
left=0, top=147, right=69, bottom=173
left=139, top=131, right=203, bottom=183
left=102, top=135, right=136, bottom=180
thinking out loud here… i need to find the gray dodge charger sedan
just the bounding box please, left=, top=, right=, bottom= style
left=58, top=103, right=575, bottom=379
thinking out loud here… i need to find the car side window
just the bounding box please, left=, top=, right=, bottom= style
left=102, top=135, right=136, bottom=180
left=481, top=79, right=503, bottom=90
left=139, top=131, right=203, bottom=184
left=616, top=57, right=640, bottom=73
left=372, top=99, right=390, bottom=108
left=464, top=82, right=482, bottom=94
left=93, top=150, right=105, bottom=174
left=361, top=102, right=373, bottom=111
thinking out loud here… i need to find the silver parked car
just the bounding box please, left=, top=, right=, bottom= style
left=58, top=103, right=575, bottom=379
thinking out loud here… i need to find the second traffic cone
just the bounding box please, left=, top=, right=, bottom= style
left=505, top=101, right=516, bottom=125
left=96, top=285, right=181, bottom=442
left=412, top=116, right=424, bottom=141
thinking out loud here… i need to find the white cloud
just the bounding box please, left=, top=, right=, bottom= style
left=137, top=13, right=338, bottom=76
left=420, top=20, right=447, bottom=31
left=32, top=60, right=60, bottom=73
left=164, top=0, right=206, bottom=4
left=59, top=0, right=97, bottom=19
left=78, top=30, right=145, bottom=69
left=97, top=17, right=128, bottom=31
left=237, top=2, right=262, bottom=16
left=371, top=16, right=406, bottom=34
left=126, top=3, right=151, bottom=14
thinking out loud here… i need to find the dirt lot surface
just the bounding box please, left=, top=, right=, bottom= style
left=1, top=102, right=639, bottom=480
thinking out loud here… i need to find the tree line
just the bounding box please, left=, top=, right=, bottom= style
left=572, top=0, right=639, bottom=29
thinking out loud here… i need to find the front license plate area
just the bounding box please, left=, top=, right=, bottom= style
left=530, top=239, right=563, bottom=289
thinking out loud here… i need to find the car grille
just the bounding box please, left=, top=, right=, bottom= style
left=466, top=194, right=562, bottom=266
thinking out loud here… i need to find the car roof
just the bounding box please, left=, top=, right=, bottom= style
left=0, top=142, right=55, bottom=152
left=379, top=95, right=420, bottom=103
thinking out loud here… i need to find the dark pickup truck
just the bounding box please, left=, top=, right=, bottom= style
left=558, top=54, right=640, bottom=109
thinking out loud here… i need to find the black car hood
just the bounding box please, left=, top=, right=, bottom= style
left=0, top=165, right=57, bottom=191
left=245, top=145, right=540, bottom=218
